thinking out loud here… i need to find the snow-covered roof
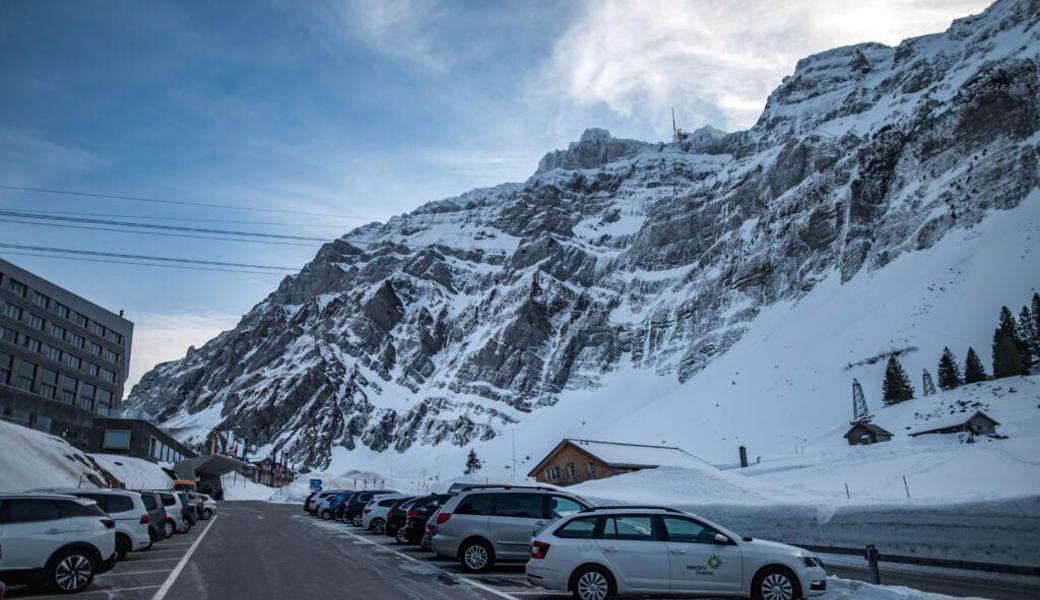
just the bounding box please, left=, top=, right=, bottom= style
left=844, top=422, right=893, bottom=437
left=909, top=410, right=999, bottom=436
left=531, top=439, right=709, bottom=472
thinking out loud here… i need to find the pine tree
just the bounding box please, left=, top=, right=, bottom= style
left=997, top=305, right=1031, bottom=368
left=964, top=347, right=988, bottom=383
left=937, top=347, right=962, bottom=390
left=1019, top=303, right=1040, bottom=368
left=882, top=356, right=915, bottom=406
left=992, top=328, right=1028, bottom=378
left=464, top=449, right=482, bottom=475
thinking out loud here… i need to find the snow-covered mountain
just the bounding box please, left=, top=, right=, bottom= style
left=126, top=0, right=1040, bottom=474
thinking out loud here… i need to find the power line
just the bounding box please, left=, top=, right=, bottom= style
left=0, top=250, right=287, bottom=276
left=0, top=184, right=372, bottom=220
left=3, top=207, right=353, bottom=229
left=0, top=243, right=298, bottom=271
left=0, top=209, right=329, bottom=241
left=0, top=218, right=322, bottom=247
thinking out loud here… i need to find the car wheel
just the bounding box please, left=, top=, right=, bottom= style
left=571, top=565, right=615, bottom=600
left=146, top=528, right=156, bottom=550
left=204, top=508, right=214, bottom=519
left=115, top=533, right=132, bottom=561
left=165, top=520, right=176, bottom=537
left=752, top=566, right=801, bottom=600
left=395, top=527, right=410, bottom=544
left=459, top=540, right=494, bottom=573
left=352, top=514, right=363, bottom=527
left=47, top=549, right=96, bottom=593
left=319, top=509, right=329, bottom=520
left=370, top=518, right=386, bottom=534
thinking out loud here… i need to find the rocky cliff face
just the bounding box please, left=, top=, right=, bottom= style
left=127, top=0, right=1040, bottom=469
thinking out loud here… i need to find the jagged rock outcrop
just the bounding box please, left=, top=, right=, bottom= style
left=127, top=0, right=1040, bottom=469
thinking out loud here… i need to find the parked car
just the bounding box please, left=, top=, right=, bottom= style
left=176, top=493, right=197, bottom=527
left=0, top=493, right=117, bottom=593
left=525, top=506, right=827, bottom=600
left=33, top=488, right=152, bottom=560
left=183, top=491, right=205, bottom=521
left=199, top=494, right=217, bottom=519
left=384, top=497, right=419, bottom=538
left=396, top=493, right=452, bottom=545
left=310, top=490, right=347, bottom=518
left=303, top=491, right=319, bottom=513
left=138, top=491, right=171, bottom=545
left=362, top=495, right=412, bottom=534
left=154, top=491, right=191, bottom=534
left=431, top=486, right=589, bottom=572
left=325, top=490, right=355, bottom=521
left=342, top=490, right=399, bottom=527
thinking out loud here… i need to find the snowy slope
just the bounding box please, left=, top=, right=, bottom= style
left=126, top=0, right=1040, bottom=497
left=89, top=453, right=172, bottom=490
left=0, top=421, right=115, bottom=491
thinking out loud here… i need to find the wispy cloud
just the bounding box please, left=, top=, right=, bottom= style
left=126, top=311, right=242, bottom=393
left=538, top=0, right=992, bottom=135
left=0, top=128, right=106, bottom=186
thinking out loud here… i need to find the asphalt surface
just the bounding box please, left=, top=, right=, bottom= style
left=6, top=501, right=1039, bottom=600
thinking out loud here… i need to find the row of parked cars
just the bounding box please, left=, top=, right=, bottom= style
left=0, top=487, right=216, bottom=594
left=303, top=484, right=827, bottom=600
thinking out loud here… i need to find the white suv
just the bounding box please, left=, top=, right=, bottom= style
left=35, top=489, right=152, bottom=560
left=0, top=493, right=117, bottom=593
left=361, top=495, right=409, bottom=534
left=155, top=491, right=191, bottom=534
left=525, top=506, right=827, bottom=600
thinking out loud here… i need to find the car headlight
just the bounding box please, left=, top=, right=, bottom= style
left=802, top=556, right=824, bottom=568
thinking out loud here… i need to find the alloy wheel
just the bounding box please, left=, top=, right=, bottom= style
left=352, top=514, right=363, bottom=527
left=576, top=570, right=609, bottom=600
left=371, top=518, right=385, bottom=534
left=54, top=554, right=92, bottom=591
left=761, top=572, right=794, bottom=600
left=463, top=544, right=489, bottom=571
left=396, top=527, right=409, bottom=544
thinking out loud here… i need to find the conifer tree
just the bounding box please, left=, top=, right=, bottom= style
left=464, top=449, right=482, bottom=475
left=993, top=328, right=1028, bottom=378
left=964, top=347, right=987, bottom=383
left=1019, top=303, right=1040, bottom=368
left=937, top=347, right=962, bottom=390
left=882, top=356, right=914, bottom=405
left=997, top=305, right=1031, bottom=367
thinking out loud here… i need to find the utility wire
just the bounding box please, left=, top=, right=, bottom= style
left=0, top=250, right=288, bottom=276
left=0, top=218, right=322, bottom=247
left=0, top=209, right=329, bottom=241
left=0, top=243, right=298, bottom=271
left=1, top=207, right=352, bottom=228
left=0, top=184, right=371, bottom=219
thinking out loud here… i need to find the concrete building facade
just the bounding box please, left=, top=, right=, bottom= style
left=0, top=258, right=134, bottom=445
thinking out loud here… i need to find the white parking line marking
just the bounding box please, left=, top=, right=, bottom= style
left=99, top=569, right=174, bottom=576
left=122, top=557, right=182, bottom=563
left=151, top=516, right=217, bottom=600
left=336, top=527, right=523, bottom=600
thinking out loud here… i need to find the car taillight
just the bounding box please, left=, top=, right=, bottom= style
left=364, top=508, right=371, bottom=513
left=406, top=509, right=417, bottom=518
left=531, top=540, right=550, bottom=559
left=435, top=512, right=451, bottom=524
left=346, top=501, right=353, bottom=509
left=140, top=514, right=150, bottom=524
left=101, top=519, right=116, bottom=529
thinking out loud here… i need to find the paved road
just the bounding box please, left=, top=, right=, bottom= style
left=7, top=501, right=1040, bottom=599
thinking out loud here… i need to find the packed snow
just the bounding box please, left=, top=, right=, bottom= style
left=88, top=453, right=172, bottom=490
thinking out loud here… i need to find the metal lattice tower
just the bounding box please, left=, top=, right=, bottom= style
left=852, top=378, right=871, bottom=423
left=922, top=369, right=938, bottom=396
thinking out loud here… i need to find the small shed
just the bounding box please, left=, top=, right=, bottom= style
left=909, top=410, right=1000, bottom=439
left=527, top=439, right=708, bottom=486
left=843, top=422, right=894, bottom=446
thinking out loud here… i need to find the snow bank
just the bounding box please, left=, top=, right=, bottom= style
left=89, top=453, right=172, bottom=490
left=0, top=420, right=110, bottom=491
left=220, top=472, right=277, bottom=501
left=825, top=577, right=988, bottom=600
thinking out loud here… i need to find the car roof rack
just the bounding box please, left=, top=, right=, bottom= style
left=579, top=505, right=683, bottom=513
left=458, top=485, right=558, bottom=492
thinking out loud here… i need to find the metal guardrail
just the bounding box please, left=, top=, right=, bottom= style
left=793, top=543, right=1040, bottom=580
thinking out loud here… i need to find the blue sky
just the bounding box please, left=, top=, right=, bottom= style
left=0, top=0, right=990, bottom=388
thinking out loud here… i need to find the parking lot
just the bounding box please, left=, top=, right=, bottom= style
left=7, top=517, right=215, bottom=600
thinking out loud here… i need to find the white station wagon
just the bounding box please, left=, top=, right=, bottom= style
left=525, top=506, right=826, bottom=600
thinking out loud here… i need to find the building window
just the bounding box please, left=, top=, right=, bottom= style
left=49, top=323, right=65, bottom=339
left=587, top=461, right=596, bottom=477
left=31, top=291, right=49, bottom=308
left=16, top=360, right=36, bottom=392
left=566, top=463, right=576, bottom=479
left=27, top=313, right=44, bottom=330
left=105, top=330, right=122, bottom=345
left=62, top=376, right=78, bottom=400
left=22, top=337, right=40, bottom=353
left=39, top=384, right=56, bottom=399
left=103, top=349, right=119, bottom=364
left=67, top=332, right=84, bottom=348
left=87, top=341, right=101, bottom=356
left=65, top=354, right=81, bottom=369
left=85, top=362, right=98, bottom=376
left=6, top=279, right=27, bottom=297
left=53, top=302, right=69, bottom=319
left=90, top=322, right=105, bottom=337
left=80, top=383, right=96, bottom=411
left=97, top=388, right=113, bottom=404
left=42, top=344, right=62, bottom=361
left=0, top=326, right=17, bottom=343
left=101, top=369, right=116, bottom=383
left=102, top=430, right=131, bottom=449
left=4, top=303, right=22, bottom=320
left=547, top=466, right=560, bottom=480
left=73, top=312, right=87, bottom=327
left=0, top=351, right=12, bottom=384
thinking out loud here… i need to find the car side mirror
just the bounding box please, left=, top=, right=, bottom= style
left=714, top=533, right=730, bottom=544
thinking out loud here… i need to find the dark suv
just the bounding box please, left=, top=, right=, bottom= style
left=340, top=490, right=399, bottom=526
left=385, top=497, right=419, bottom=537
left=396, top=493, right=452, bottom=545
